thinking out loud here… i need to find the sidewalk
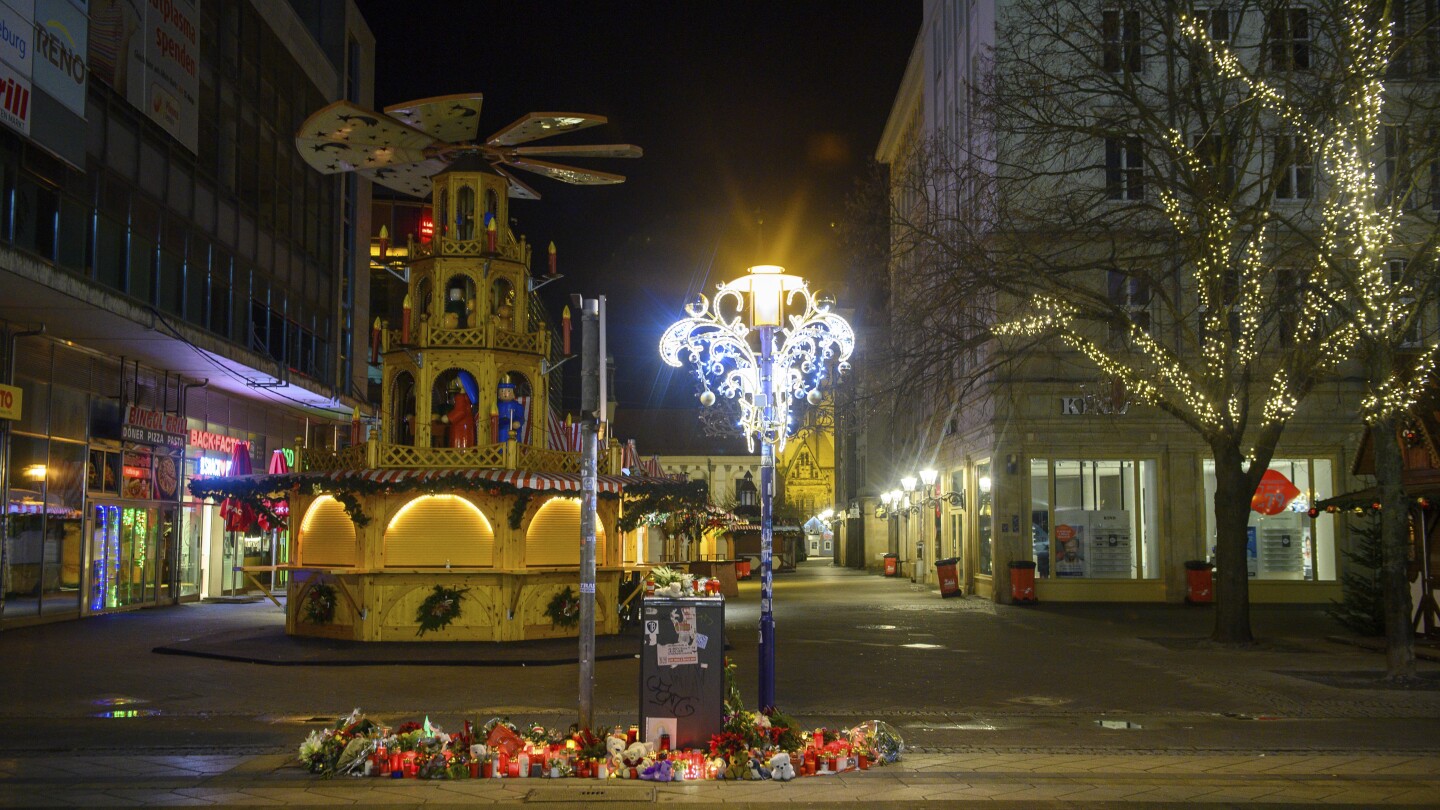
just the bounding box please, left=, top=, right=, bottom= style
left=2, top=751, right=1439, bottom=805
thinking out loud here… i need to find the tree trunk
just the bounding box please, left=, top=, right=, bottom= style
left=1371, top=413, right=1417, bottom=679
left=1210, top=442, right=1256, bottom=644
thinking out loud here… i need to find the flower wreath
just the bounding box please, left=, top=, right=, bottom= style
left=416, top=584, right=469, bottom=636
left=545, top=586, right=581, bottom=628
left=302, top=582, right=338, bottom=624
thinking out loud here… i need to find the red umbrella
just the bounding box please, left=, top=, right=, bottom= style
left=219, top=442, right=257, bottom=533
left=263, top=450, right=290, bottom=524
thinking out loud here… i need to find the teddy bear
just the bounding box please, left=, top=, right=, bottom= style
left=768, top=752, right=796, bottom=782
left=604, top=734, right=627, bottom=773
left=618, top=741, right=652, bottom=779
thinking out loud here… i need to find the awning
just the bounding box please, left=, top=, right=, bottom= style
left=203, top=467, right=676, bottom=495
left=309, top=468, right=675, bottom=494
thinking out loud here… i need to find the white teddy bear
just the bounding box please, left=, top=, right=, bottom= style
left=768, top=751, right=796, bottom=782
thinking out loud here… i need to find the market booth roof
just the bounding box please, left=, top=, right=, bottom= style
left=190, top=468, right=684, bottom=499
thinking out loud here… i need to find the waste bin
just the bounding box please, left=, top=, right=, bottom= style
left=735, top=559, right=752, bottom=580
left=1184, top=560, right=1214, bottom=604
left=1008, top=560, right=1038, bottom=603
left=883, top=553, right=899, bottom=577
left=639, top=596, right=725, bottom=750
left=935, top=558, right=961, bottom=598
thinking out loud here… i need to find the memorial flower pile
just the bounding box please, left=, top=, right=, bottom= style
left=295, top=705, right=903, bottom=782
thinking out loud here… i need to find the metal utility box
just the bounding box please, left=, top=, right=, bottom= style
left=638, top=596, right=725, bottom=751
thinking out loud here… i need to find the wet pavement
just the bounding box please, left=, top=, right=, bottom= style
left=1, top=560, right=1438, bottom=804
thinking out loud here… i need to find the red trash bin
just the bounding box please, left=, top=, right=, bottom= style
left=1008, top=560, right=1038, bottom=603
left=935, top=558, right=961, bottom=598
left=735, top=559, right=752, bottom=580
left=1185, top=560, right=1214, bottom=603
left=883, top=553, right=899, bottom=577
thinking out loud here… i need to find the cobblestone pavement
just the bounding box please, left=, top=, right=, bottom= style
left=2, top=560, right=1438, bottom=805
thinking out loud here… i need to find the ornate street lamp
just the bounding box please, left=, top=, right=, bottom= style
left=660, top=264, right=854, bottom=711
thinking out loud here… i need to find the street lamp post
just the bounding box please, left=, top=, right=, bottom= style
left=661, top=264, right=853, bottom=711
left=919, top=469, right=938, bottom=572
left=901, top=475, right=918, bottom=581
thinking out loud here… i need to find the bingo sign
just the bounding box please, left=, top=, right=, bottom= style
left=0, top=382, right=21, bottom=420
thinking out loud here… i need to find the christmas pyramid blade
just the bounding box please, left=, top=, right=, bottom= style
left=492, top=164, right=542, bottom=200
left=383, top=93, right=484, bottom=144
left=297, top=138, right=430, bottom=174
left=505, top=156, right=626, bottom=185
left=296, top=100, right=437, bottom=151
left=487, top=112, right=607, bottom=147
left=511, top=143, right=643, bottom=159
left=359, top=158, right=448, bottom=198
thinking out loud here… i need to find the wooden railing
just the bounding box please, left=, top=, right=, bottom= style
left=298, top=438, right=626, bottom=475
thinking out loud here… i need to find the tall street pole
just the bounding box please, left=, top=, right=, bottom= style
left=577, top=296, right=601, bottom=730
left=758, top=325, right=776, bottom=712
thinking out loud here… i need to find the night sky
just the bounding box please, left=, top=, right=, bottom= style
left=352, top=2, right=921, bottom=410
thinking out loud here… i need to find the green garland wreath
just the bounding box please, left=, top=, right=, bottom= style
left=545, top=586, right=580, bottom=628
left=302, top=583, right=338, bottom=624
left=189, top=472, right=706, bottom=532
left=416, top=584, right=469, bottom=636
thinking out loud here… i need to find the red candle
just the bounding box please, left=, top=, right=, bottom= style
left=370, top=317, right=381, bottom=363
left=487, top=218, right=497, bottom=252
left=562, top=305, right=572, bottom=355
left=627, top=726, right=638, bottom=746
left=548, top=241, right=557, bottom=276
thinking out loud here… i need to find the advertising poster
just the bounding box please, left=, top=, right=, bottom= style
left=0, top=1, right=33, bottom=75
left=34, top=0, right=88, bottom=115
left=1087, top=510, right=1133, bottom=578
left=0, top=59, right=30, bottom=136
left=1255, top=510, right=1305, bottom=579
left=1053, top=511, right=1087, bottom=577
left=88, top=0, right=196, bottom=152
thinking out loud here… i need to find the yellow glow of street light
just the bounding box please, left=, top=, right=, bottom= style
left=901, top=475, right=918, bottom=492
left=978, top=475, right=993, bottom=493
left=22, top=464, right=45, bottom=481
left=722, top=264, right=805, bottom=328
left=880, top=491, right=893, bottom=505
left=920, top=469, right=938, bottom=487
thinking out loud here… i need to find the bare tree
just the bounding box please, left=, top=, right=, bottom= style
left=876, top=0, right=1437, bottom=647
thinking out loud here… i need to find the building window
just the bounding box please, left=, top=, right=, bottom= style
left=1273, top=135, right=1312, bottom=200
left=1102, top=8, right=1143, bottom=73
left=1107, top=270, right=1152, bottom=343
left=1389, top=259, right=1424, bottom=346
left=1202, top=457, right=1335, bottom=580
left=1267, top=7, right=1311, bottom=70
left=1030, top=458, right=1159, bottom=579
left=1193, top=132, right=1234, bottom=195
left=1105, top=136, right=1145, bottom=200
left=975, top=459, right=992, bottom=576
left=1381, top=125, right=1417, bottom=210
left=1194, top=5, right=1232, bottom=41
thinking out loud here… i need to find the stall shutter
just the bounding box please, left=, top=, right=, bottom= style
left=526, top=497, right=605, bottom=566
left=384, top=495, right=494, bottom=567
left=299, top=496, right=357, bottom=566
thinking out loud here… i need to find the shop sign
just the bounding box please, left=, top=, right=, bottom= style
left=0, top=382, right=21, bottom=419
left=188, top=428, right=244, bottom=455
left=123, top=405, right=185, bottom=450
left=197, top=456, right=231, bottom=477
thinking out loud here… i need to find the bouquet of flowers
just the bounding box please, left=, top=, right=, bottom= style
left=298, top=709, right=376, bottom=777
left=648, top=565, right=694, bottom=597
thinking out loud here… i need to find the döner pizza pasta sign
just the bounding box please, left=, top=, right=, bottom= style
left=123, top=405, right=185, bottom=450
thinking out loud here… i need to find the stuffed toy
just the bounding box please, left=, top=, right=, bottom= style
left=769, top=752, right=796, bottom=782
left=710, top=757, right=729, bottom=780
left=619, top=741, right=651, bottom=779
left=747, top=751, right=771, bottom=780
left=640, top=752, right=674, bottom=782
left=725, top=757, right=750, bottom=780
left=604, top=734, right=627, bottom=773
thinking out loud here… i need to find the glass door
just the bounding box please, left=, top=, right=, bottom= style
left=89, top=503, right=120, bottom=611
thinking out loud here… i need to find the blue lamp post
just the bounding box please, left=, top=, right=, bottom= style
left=660, top=264, right=854, bottom=710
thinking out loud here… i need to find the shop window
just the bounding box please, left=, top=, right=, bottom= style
left=13, top=177, right=58, bottom=261
left=976, top=459, right=992, bottom=575
left=58, top=198, right=87, bottom=273
left=1030, top=458, right=1159, bottom=578
left=1202, top=457, right=1335, bottom=580
left=95, top=215, right=127, bottom=291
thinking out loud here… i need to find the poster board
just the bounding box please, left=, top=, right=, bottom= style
left=639, top=596, right=724, bottom=751
left=1086, top=510, right=1133, bottom=578
left=1053, top=510, right=1088, bottom=577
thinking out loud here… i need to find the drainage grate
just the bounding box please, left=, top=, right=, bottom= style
left=526, top=784, right=656, bottom=803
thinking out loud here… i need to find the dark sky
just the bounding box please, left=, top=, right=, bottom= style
left=352, top=2, right=920, bottom=409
